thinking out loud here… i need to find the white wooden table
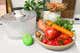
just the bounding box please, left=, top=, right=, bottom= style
left=0, top=24, right=80, bottom=53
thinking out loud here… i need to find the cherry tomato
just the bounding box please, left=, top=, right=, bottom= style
left=52, top=40, right=60, bottom=46
left=64, top=38, right=73, bottom=45
left=42, top=38, right=48, bottom=44
left=60, top=34, right=70, bottom=39
left=47, top=40, right=54, bottom=45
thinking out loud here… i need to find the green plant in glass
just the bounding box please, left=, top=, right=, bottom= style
left=24, top=0, right=44, bottom=20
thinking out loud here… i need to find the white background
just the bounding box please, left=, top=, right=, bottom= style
left=12, top=0, right=80, bottom=14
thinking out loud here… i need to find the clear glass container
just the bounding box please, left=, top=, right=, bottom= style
left=1, top=10, right=36, bottom=39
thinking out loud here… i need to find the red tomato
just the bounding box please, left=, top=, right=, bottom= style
left=64, top=38, right=73, bottom=45
left=60, top=34, right=70, bottom=39
left=47, top=40, right=54, bottom=45
left=45, top=27, right=60, bottom=40
left=47, top=40, right=60, bottom=46
left=52, top=40, right=60, bottom=46
left=42, top=38, right=48, bottom=44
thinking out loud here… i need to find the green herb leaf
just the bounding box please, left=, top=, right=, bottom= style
left=24, top=0, right=44, bottom=18
left=54, top=16, right=74, bottom=31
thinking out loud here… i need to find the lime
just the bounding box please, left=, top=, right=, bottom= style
left=22, top=33, right=34, bottom=46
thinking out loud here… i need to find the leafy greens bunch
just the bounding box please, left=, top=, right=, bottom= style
left=54, top=16, right=74, bottom=31
left=24, top=0, right=44, bottom=19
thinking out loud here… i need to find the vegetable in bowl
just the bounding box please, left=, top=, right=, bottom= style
left=35, top=17, right=75, bottom=50
left=54, top=16, right=74, bottom=31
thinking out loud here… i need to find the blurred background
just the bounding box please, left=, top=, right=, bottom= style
left=11, top=0, right=80, bottom=14
left=0, top=0, right=80, bottom=16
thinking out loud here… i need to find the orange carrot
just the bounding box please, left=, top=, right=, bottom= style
left=51, top=24, right=74, bottom=37
left=38, top=20, right=74, bottom=37
left=45, top=20, right=74, bottom=37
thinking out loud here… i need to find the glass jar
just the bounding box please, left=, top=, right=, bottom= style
left=1, top=10, right=36, bottom=39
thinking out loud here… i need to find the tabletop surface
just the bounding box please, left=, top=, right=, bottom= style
left=0, top=24, right=80, bottom=53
